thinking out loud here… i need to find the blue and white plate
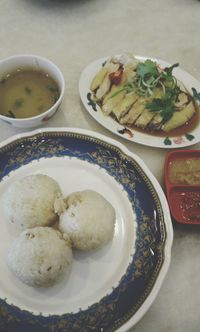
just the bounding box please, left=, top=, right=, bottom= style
left=0, top=128, right=173, bottom=332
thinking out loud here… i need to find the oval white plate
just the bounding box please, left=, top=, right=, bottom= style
left=79, top=55, right=200, bottom=148
left=0, top=128, right=173, bottom=331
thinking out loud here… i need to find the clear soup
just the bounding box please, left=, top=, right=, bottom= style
left=0, top=68, right=60, bottom=119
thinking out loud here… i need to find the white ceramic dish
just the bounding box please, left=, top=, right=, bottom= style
left=79, top=55, right=200, bottom=148
left=0, top=128, right=173, bottom=331
left=0, top=54, right=65, bottom=128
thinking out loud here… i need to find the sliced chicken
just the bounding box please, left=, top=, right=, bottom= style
left=123, top=62, right=137, bottom=82
left=95, top=75, right=111, bottom=100
left=94, top=59, right=121, bottom=100
left=148, top=113, right=163, bottom=131
left=104, top=59, right=120, bottom=73
left=162, top=101, right=196, bottom=132
left=111, top=93, right=138, bottom=120
left=134, top=109, right=155, bottom=129
left=90, top=67, right=108, bottom=91
left=90, top=57, right=120, bottom=93
left=119, top=97, right=145, bottom=125
left=102, top=89, right=126, bottom=115
left=90, top=56, right=196, bottom=135
left=103, top=85, right=122, bottom=103
left=175, top=92, right=189, bottom=108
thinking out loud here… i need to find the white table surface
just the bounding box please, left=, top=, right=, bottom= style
left=0, top=0, right=200, bottom=331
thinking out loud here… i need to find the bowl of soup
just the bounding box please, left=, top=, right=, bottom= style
left=0, top=54, right=65, bottom=128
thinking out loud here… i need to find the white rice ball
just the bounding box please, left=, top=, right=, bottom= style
left=7, top=227, right=72, bottom=287
left=58, top=190, right=116, bottom=250
left=3, top=174, right=62, bottom=230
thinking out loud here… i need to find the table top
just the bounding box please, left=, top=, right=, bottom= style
left=0, top=0, right=200, bottom=331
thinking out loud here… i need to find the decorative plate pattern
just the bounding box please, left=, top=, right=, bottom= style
left=79, top=55, right=200, bottom=148
left=0, top=128, right=173, bottom=332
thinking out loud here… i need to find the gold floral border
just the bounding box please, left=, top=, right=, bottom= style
left=0, top=131, right=167, bottom=332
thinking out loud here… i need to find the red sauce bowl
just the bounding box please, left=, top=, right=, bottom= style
left=164, top=150, right=200, bottom=224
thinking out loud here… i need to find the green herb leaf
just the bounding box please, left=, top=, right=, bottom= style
left=146, top=96, right=176, bottom=121
left=164, top=63, right=179, bottom=76
left=25, top=86, right=32, bottom=95
left=164, top=85, right=181, bottom=102
left=46, top=85, right=59, bottom=93
left=136, top=60, right=159, bottom=79
left=7, top=110, right=16, bottom=118
left=13, top=98, right=24, bottom=109
left=146, top=98, right=163, bottom=112
left=160, top=105, right=176, bottom=121
left=54, top=95, right=59, bottom=103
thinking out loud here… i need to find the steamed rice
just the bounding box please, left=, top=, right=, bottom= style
left=58, top=190, right=116, bottom=250
left=3, top=174, right=62, bottom=230
left=7, top=227, right=72, bottom=287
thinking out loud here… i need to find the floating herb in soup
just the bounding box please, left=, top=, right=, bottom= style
left=0, top=69, right=60, bottom=118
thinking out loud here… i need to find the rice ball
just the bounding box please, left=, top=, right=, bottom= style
left=7, top=227, right=72, bottom=287
left=58, top=190, right=116, bottom=250
left=3, top=174, right=62, bottom=230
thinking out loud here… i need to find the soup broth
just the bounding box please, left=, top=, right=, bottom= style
left=0, top=68, right=60, bottom=118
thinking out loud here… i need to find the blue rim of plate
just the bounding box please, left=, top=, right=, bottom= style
left=0, top=129, right=170, bottom=332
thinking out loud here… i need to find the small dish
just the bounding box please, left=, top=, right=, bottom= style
left=0, top=54, right=65, bottom=128
left=164, top=150, right=200, bottom=224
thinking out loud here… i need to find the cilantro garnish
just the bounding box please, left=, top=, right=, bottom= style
left=146, top=98, right=176, bottom=121
left=136, top=60, right=159, bottom=80
left=13, top=98, right=24, bottom=109
left=163, top=63, right=179, bottom=76
left=110, top=59, right=180, bottom=101
left=7, top=110, right=16, bottom=118
left=146, top=85, right=181, bottom=121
